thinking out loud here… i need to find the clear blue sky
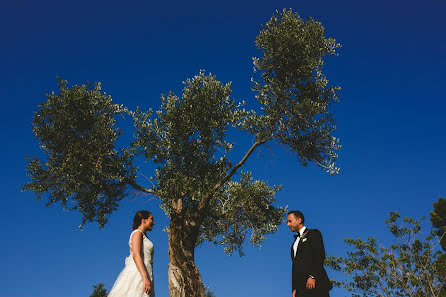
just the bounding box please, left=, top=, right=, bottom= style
left=1, top=0, right=445, bottom=296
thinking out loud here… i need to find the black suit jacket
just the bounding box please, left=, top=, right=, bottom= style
left=291, top=228, right=331, bottom=296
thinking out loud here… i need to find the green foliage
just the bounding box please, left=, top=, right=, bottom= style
left=131, top=71, right=243, bottom=215
left=23, top=79, right=136, bottom=228
left=199, top=171, right=284, bottom=255
left=131, top=71, right=286, bottom=252
left=252, top=9, right=341, bottom=174
left=89, top=283, right=108, bottom=297
left=327, top=212, right=446, bottom=297
left=25, top=10, right=340, bottom=255
left=430, top=198, right=446, bottom=251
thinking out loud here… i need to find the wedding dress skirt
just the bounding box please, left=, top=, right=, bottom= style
left=108, top=229, right=155, bottom=297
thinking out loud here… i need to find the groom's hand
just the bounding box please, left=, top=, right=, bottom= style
left=292, top=289, right=296, bottom=297
left=306, top=277, right=316, bottom=290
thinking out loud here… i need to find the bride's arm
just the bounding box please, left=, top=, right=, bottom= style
left=131, top=232, right=152, bottom=294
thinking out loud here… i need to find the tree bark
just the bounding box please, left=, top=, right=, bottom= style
left=168, top=216, right=206, bottom=297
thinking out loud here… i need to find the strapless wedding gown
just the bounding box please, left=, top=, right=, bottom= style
left=108, top=229, right=155, bottom=297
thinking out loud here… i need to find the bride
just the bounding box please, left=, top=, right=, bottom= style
left=108, top=210, right=156, bottom=297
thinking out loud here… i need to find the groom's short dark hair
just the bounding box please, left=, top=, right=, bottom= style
left=288, top=210, right=305, bottom=224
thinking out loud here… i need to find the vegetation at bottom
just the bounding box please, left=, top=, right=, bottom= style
left=326, top=197, right=446, bottom=297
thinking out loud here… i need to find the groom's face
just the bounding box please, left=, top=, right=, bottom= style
left=287, top=213, right=302, bottom=232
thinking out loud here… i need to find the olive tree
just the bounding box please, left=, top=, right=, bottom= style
left=24, top=9, right=341, bottom=297
left=327, top=212, right=446, bottom=297
left=430, top=198, right=446, bottom=251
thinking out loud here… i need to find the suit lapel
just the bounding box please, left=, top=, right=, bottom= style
left=296, top=228, right=310, bottom=255
left=292, top=228, right=311, bottom=260
left=291, top=234, right=299, bottom=260
left=291, top=241, right=294, bottom=260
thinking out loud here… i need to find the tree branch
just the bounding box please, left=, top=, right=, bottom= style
left=125, top=178, right=157, bottom=195
left=220, top=139, right=268, bottom=189
left=198, top=139, right=268, bottom=212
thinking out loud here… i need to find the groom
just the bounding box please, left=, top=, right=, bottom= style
left=287, top=211, right=331, bottom=297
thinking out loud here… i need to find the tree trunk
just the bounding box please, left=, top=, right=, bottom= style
left=168, top=217, right=206, bottom=297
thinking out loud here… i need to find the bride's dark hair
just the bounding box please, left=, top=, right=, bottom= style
left=132, top=210, right=152, bottom=230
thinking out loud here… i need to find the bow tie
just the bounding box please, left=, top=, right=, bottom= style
left=294, top=234, right=300, bottom=240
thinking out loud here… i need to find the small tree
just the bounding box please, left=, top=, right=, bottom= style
left=90, top=283, right=108, bottom=297
left=430, top=198, right=446, bottom=251
left=24, top=9, right=341, bottom=297
left=327, top=212, right=446, bottom=297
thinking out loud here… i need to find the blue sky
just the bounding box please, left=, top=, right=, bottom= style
left=1, top=0, right=445, bottom=296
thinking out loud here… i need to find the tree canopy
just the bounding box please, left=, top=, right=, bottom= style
left=327, top=212, right=446, bottom=297
left=25, top=9, right=342, bottom=296
left=24, top=9, right=341, bottom=257
left=430, top=197, right=446, bottom=251
left=89, top=283, right=108, bottom=297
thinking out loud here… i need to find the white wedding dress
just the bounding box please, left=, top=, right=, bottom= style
left=108, top=229, right=155, bottom=297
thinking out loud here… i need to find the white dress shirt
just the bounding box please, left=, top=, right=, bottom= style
left=293, top=226, right=307, bottom=257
